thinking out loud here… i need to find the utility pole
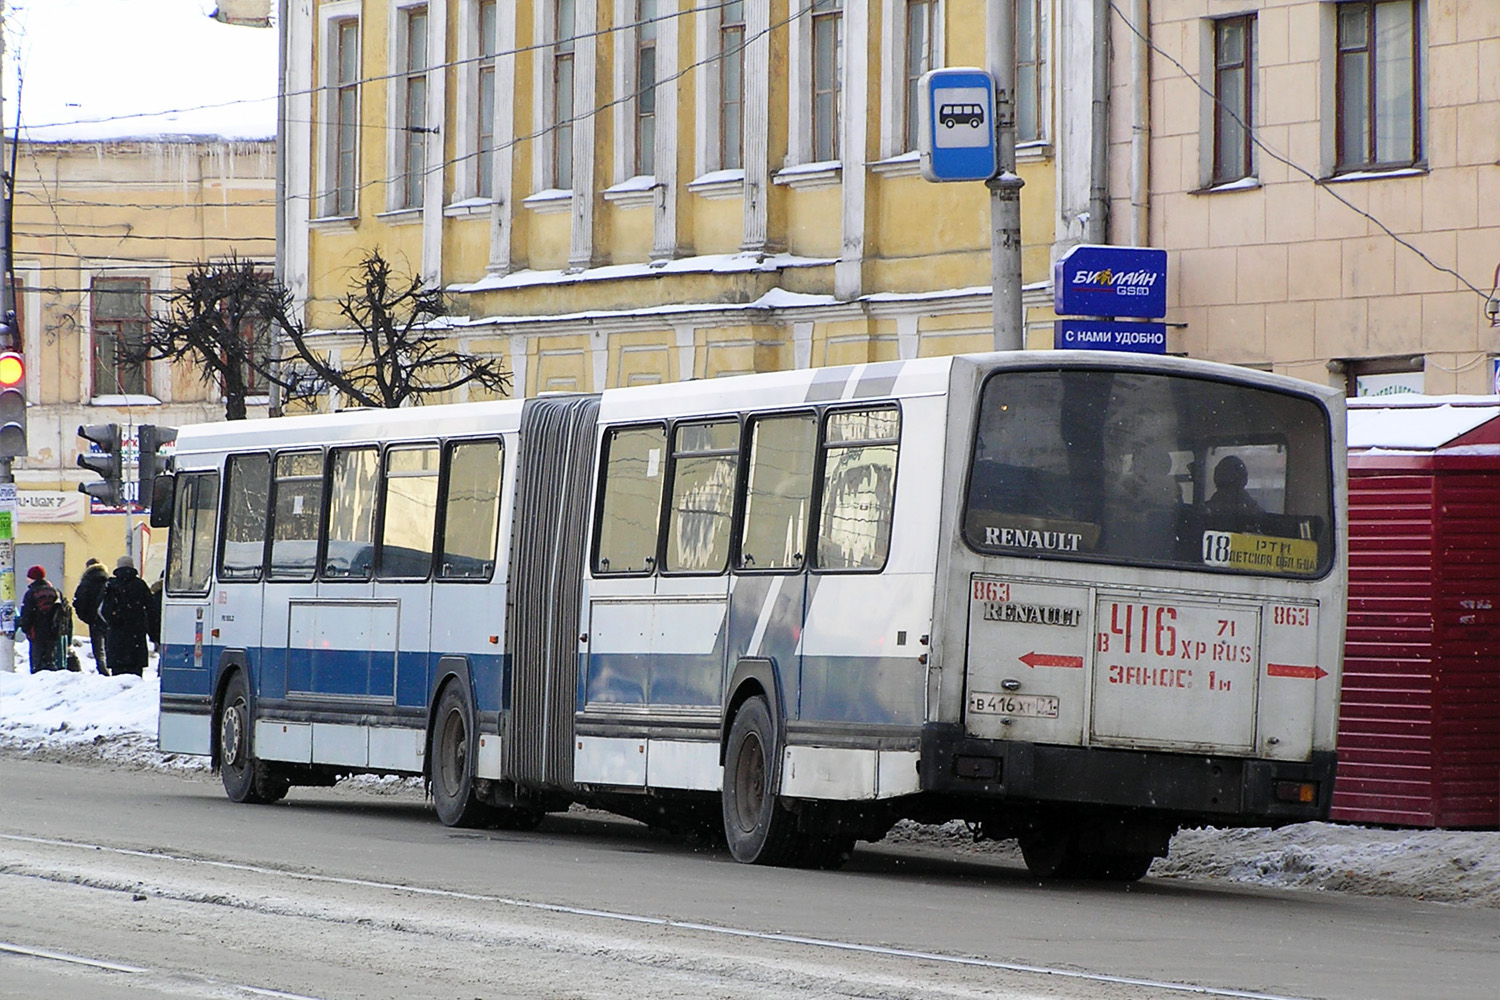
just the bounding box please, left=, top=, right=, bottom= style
left=986, top=0, right=1025, bottom=351
left=0, top=0, right=17, bottom=672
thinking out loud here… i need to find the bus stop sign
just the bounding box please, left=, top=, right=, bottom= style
left=919, top=68, right=997, bottom=182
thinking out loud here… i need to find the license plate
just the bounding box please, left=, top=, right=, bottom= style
left=968, top=692, right=1059, bottom=718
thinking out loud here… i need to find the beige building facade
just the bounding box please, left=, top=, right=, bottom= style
left=1115, top=0, right=1500, bottom=394
left=11, top=138, right=278, bottom=586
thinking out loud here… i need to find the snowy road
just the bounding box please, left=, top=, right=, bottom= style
left=2, top=756, right=1496, bottom=1000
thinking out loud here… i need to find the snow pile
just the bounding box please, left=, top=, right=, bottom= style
left=2, top=666, right=1496, bottom=906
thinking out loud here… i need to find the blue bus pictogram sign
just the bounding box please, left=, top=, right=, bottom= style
left=919, top=68, right=997, bottom=182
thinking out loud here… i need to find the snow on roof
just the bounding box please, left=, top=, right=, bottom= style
left=8, top=0, right=277, bottom=143
left=1347, top=395, right=1500, bottom=450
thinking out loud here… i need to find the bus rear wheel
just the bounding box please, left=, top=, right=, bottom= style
left=217, top=671, right=288, bottom=805
left=722, top=696, right=807, bottom=866
left=431, top=681, right=494, bottom=828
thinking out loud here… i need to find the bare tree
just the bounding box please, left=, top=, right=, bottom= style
left=267, top=249, right=512, bottom=409
left=141, top=251, right=511, bottom=417
left=139, top=255, right=275, bottom=420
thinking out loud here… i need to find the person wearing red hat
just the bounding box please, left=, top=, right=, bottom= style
left=17, top=565, right=63, bottom=673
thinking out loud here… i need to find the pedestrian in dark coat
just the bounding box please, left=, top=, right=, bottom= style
left=98, top=556, right=159, bottom=677
left=17, top=565, right=62, bottom=673
left=73, top=557, right=110, bottom=675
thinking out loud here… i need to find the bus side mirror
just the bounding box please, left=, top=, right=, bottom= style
left=148, top=474, right=175, bottom=528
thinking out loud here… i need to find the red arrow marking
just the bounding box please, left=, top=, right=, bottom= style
left=1267, top=663, right=1328, bottom=680
left=1019, top=651, right=1084, bottom=669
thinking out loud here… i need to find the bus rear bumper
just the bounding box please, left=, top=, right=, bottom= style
left=919, top=723, right=1336, bottom=825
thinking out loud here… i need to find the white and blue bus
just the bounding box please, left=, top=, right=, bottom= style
left=156, top=350, right=1346, bottom=878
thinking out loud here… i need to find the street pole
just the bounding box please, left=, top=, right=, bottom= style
left=986, top=0, right=1025, bottom=351
left=0, top=0, right=16, bottom=672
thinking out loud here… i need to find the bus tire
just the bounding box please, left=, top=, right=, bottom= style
left=1018, top=828, right=1092, bottom=880
left=722, top=696, right=802, bottom=866
left=217, top=671, right=288, bottom=805
left=431, top=681, right=493, bottom=828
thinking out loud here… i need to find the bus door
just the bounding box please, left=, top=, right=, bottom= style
left=373, top=444, right=442, bottom=728
left=214, top=452, right=272, bottom=712
left=258, top=450, right=324, bottom=764
left=428, top=437, right=509, bottom=779
left=726, top=412, right=820, bottom=723
left=157, top=468, right=221, bottom=756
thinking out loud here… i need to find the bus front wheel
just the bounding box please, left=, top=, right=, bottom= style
left=431, top=682, right=493, bottom=828
left=217, top=671, right=288, bottom=805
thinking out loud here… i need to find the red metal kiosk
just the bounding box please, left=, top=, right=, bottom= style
left=1338, top=397, right=1500, bottom=828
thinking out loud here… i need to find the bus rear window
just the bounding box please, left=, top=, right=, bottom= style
left=964, top=370, right=1334, bottom=578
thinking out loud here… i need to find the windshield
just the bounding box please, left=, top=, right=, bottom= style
left=964, top=369, right=1334, bottom=578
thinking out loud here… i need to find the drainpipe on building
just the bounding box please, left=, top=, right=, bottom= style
left=1129, top=0, right=1151, bottom=247
left=1089, top=0, right=1110, bottom=245
left=987, top=0, right=1025, bottom=350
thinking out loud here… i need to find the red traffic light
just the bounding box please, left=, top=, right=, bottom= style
left=0, top=352, right=23, bottom=388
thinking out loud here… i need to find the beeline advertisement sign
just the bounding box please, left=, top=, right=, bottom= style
left=1053, top=244, right=1168, bottom=319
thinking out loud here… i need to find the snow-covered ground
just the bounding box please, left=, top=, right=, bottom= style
left=3, top=644, right=1496, bottom=908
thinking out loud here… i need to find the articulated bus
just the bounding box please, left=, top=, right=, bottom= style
left=155, top=351, right=1346, bottom=879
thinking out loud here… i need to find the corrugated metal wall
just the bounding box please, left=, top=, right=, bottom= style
left=1430, top=473, right=1500, bottom=827
left=1335, top=467, right=1500, bottom=829
left=1335, top=471, right=1439, bottom=826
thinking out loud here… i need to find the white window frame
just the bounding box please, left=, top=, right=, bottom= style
left=878, top=0, right=944, bottom=159
left=386, top=0, right=432, bottom=214
left=1012, top=0, right=1049, bottom=148
left=455, top=0, right=500, bottom=203
left=316, top=1, right=362, bottom=220
left=786, top=0, right=845, bottom=170
left=613, top=0, right=661, bottom=186
left=694, top=0, right=749, bottom=182
left=532, top=0, right=578, bottom=197
left=80, top=264, right=172, bottom=406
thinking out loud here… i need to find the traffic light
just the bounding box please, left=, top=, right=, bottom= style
left=77, top=423, right=123, bottom=506
left=0, top=351, right=25, bottom=459
left=138, top=424, right=178, bottom=506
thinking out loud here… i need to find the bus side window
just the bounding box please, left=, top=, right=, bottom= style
left=379, top=446, right=440, bottom=580
left=595, top=425, right=667, bottom=574
left=324, top=447, right=379, bottom=580
left=437, top=439, right=503, bottom=580
left=220, top=453, right=271, bottom=581
left=816, top=406, right=900, bottom=571
left=738, top=413, right=816, bottom=571
left=167, top=472, right=219, bottom=595
left=269, top=451, right=324, bottom=581
left=665, top=420, right=739, bottom=574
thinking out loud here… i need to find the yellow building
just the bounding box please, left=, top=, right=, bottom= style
left=280, top=0, right=1092, bottom=394
left=6, top=0, right=277, bottom=589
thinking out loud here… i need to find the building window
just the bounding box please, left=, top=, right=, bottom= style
left=552, top=0, right=576, bottom=188
left=1336, top=0, right=1420, bottom=171
left=1213, top=15, right=1253, bottom=183
left=329, top=17, right=360, bottom=217
left=476, top=0, right=497, bottom=197
left=720, top=0, right=745, bottom=170
left=634, top=0, right=658, bottom=176
left=91, top=277, right=150, bottom=397
left=902, top=0, right=933, bottom=151
left=812, top=0, right=843, bottom=162
left=1014, top=0, right=1046, bottom=143
left=399, top=6, right=429, bottom=209
left=237, top=308, right=272, bottom=396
